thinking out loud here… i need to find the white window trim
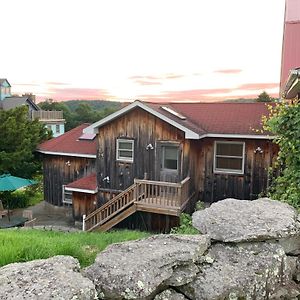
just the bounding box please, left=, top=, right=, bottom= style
left=116, top=139, right=134, bottom=163
left=213, top=141, right=245, bottom=175
left=161, top=144, right=179, bottom=172
left=62, top=185, right=73, bottom=204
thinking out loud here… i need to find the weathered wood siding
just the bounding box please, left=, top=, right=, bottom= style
left=189, top=138, right=278, bottom=203
left=97, top=107, right=190, bottom=204
left=73, top=192, right=97, bottom=221
left=43, top=155, right=96, bottom=206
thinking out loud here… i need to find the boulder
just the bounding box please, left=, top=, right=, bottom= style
left=178, top=242, right=289, bottom=300
left=192, top=198, right=300, bottom=243
left=154, top=289, right=188, bottom=300
left=83, top=234, right=210, bottom=299
left=0, top=256, right=97, bottom=300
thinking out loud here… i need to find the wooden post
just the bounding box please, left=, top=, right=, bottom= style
left=82, top=214, right=86, bottom=231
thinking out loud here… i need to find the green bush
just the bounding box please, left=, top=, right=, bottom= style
left=263, top=100, right=300, bottom=208
left=170, top=213, right=199, bottom=235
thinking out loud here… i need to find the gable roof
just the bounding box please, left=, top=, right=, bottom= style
left=0, top=79, right=11, bottom=87
left=65, top=173, right=97, bottom=194
left=0, top=96, right=40, bottom=111
left=84, top=100, right=273, bottom=140
left=37, top=123, right=97, bottom=158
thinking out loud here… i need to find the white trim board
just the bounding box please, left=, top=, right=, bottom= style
left=37, top=150, right=96, bottom=158
left=200, top=133, right=275, bottom=140
left=64, top=187, right=98, bottom=194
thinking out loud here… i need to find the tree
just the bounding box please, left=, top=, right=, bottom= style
left=263, top=100, right=300, bottom=208
left=0, top=106, right=49, bottom=178
left=256, top=91, right=274, bottom=102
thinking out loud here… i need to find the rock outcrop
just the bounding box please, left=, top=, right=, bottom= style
left=83, top=234, right=210, bottom=299
left=192, top=198, right=300, bottom=242
left=0, top=256, right=96, bottom=300
left=1, top=198, right=300, bottom=299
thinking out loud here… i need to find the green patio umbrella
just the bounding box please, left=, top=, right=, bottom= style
left=0, top=174, right=37, bottom=221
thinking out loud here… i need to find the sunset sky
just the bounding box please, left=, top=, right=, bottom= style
left=2, top=0, right=285, bottom=102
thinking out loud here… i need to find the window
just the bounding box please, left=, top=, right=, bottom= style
left=62, top=185, right=72, bottom=204
left=214, top=141, right=245, bottom=174
left=116, top=139, right=134, bottom=162
left=56, top=125, right=60, bottom=133
left=162, top=145, right=179, bottom=170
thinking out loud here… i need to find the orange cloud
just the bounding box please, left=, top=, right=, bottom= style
left=214, top=69, right=242, bottom=74
left=238, top=83, right=279, bottom=90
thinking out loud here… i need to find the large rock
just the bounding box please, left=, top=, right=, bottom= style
left=154, top=289, right=188, bottom=300
left=178, top=242, right=290, bottom=300
left=193, top=198, right=300, bottom=243
left=0, top=256, right=97, bottom=300
left=83, top=234, right=210, bottom=299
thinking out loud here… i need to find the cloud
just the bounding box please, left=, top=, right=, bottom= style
left=214, top=69, right=243, bottom=74
left=45, top=87, right=115, bottom=101
left=129, top=73, right=185, bottom=86
left=238, top=83, right=279, bottom=90
left=46, top=81, right=70, bottom=86
left=136, top=82, right=279, bottom=102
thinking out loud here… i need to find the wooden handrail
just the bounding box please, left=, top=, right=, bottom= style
left=84, top=177, right=191, bottom=231
left=84, top=183, right=136, bottom=231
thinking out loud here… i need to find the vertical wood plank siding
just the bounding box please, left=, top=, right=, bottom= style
left=189, top=138, right=278, bottom=203
left=43, top=155, right=96, bottom=206
left=96, top=107, right=278, bottom=207
left=97, top=107, right=189, bottom=204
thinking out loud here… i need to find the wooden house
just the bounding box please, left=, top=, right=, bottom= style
left=37, top=124, right=97, bottom=211
left=82, top=101, right=277, bottom=232
left=38, top=101, right=277, bottom=232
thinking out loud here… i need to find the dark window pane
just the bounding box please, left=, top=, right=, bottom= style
left=165, top=159, right=178, bottom=170
left=165, top=146, right=178, bottom=160
left=216, top=143, right=243, bottom=156
left=119, top=150, right=133, bottom=158
left=119, top=141, right=133, bottom=150
left=216, top=157, right=242, bottom=171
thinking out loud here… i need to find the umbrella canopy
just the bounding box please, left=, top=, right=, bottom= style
left=0, top=174, right=36, bottom=192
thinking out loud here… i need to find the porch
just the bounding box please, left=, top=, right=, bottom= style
left=84, top=176, right=193, bottom=232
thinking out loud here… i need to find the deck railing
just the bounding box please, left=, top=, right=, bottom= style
left=134, top=177, right=190, bottom=208
left=83, top=176, right=191, bottom=231
left=31, top=110, right=64, bottom=120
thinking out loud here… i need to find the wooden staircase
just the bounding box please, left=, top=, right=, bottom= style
left=84, top=177, right=191, bottom=232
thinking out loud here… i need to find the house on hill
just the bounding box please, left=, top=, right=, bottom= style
left=0, top=78, right=65, bottom=137
left=38, top=101, right=278, bottom=232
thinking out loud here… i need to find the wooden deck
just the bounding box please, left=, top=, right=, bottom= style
left=84, top=177, right=192, bottom=232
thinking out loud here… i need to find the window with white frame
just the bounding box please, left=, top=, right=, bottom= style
left=162, top=145, right=179, bottom=171
left=214, top=141, right=245, bottom=174
left=116, top=139, right=134, bottom=162
left=62, top=185, right=72, bottom=204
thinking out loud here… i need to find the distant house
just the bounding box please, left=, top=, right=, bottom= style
left=38, top=101, right=278, bottom=232
left=0, top=78, right=65, bottom=137
left=37, top=123, right=97, bottom=218
left=0, top=79, right=11, bottom=101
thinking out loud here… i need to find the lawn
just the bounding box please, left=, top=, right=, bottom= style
left=0, top=229, right=150, bottom=268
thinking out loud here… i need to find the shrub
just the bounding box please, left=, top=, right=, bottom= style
left=170, top=213, right=199, bottom=235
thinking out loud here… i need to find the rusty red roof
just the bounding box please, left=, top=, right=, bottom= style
left=66, top=173, right=97, bottom=193
left=37, top=123, right=97, bottom=157
left=280, top=0, right=300, bottom=92
left=148, top=102, right=272, bottom=136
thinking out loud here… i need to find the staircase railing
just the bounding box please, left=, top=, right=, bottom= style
left=84, top=183, right=136, bottom=231
left=84, top=177, right=191, bottom=231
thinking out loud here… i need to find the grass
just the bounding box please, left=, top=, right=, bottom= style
left=0, top=229, right=150, bottom=268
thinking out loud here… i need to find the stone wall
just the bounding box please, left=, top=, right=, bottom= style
left=0, top=198, right=300, bottom=299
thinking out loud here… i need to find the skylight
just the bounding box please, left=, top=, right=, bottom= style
left=161, top=106, right=186, bottom=120
left=79, top=133, right=96, bottom=140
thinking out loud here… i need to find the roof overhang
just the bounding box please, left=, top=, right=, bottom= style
left=83, top=100, right=200, bottom=139
left=36, top=150, right=96, bottom=158
left=200, top=133, right=275, bottom=140
left=283, top=68, right=300, bottom=99
left=64, top=187, right=98, bottom=194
